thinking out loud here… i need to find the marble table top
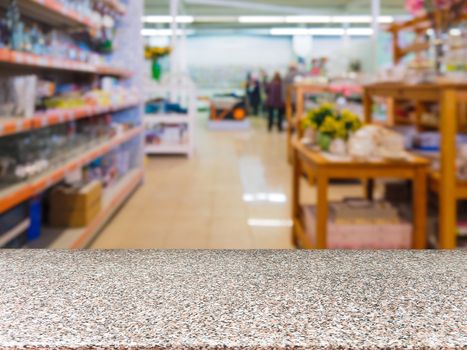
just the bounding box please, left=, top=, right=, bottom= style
left=0, top=250, right=465, bottom=350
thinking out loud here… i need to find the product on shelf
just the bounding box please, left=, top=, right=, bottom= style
left=0, top=0, right=128, bottom=68
left=348, top=125, right=406, bottom=161
left=303, top=201, right=412, bottom=249
left=146, top=99, right=188, bottom=115
left=48, top=180, right=102, bottom=228
left=0, top=75, right=36, bottom=118
left=0, top=203, right=29, bottom=248
left=0, top=116, right=135, bottom=188
left=145, top=123, right=189, bottom=146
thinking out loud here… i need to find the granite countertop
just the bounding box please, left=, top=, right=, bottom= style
left=0, top=250, right=466, bottom=350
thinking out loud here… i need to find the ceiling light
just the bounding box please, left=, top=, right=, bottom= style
left=347, top=28, right=374, bottom=36
left=285, top=16, right=331, bottom=23
left=332, top=15, right=371, bottom=23
left=248, top=219, right=293, bottom=228
left=195, top=16, right=238, bottom=23
left=142, top=16, right=194, bottom=23
left=141, top=29, right=193, bottom=36
left=238, top=16, right=285, bottom=23
left=378, top=16, right=394, bottom=23
left=331, top=15, right=393, bottom=23
left=270, top=28, right=345, bottom=36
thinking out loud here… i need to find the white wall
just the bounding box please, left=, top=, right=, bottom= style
left=184, top=34, right=374, bottom=90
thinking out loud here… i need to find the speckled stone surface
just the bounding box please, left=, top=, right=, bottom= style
left=0, top=250, right=466, bottom=350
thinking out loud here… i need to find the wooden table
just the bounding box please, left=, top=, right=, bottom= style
left=364, top=81, right=467, bottom=249
left=292, top=138, right=430, bottom=249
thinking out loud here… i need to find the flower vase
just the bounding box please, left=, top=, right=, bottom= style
left=329, top=138, right=347, bottom=156
left=303, top=128, right=316, bottom=144
left=317, top=133, right=332, bottom=152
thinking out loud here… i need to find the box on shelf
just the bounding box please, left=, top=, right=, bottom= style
left=303, top=202, right=412, bottom=249
left=49, top=181, right=103, bottom=228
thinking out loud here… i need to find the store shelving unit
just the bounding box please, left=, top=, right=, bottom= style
left=0, top=126, right=143, bottom=214
left=0, top=0, right=144, bottom=248
left=144, top=78, right=197, bottom=157
left=387, top=11, right=467, bottom=66
left=0, top=0, right=98, bottom=28
left=0, top=99, right=139, bottom=137
left=28, top=168, right=143, bottom=249
left=364, top=82, right=467, bottom=249
left=292, top=137, right=430, bottom=249
left=0, top=48, right=132, bottom=77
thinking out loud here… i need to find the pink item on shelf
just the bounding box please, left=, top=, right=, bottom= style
left=303, top=206, right=412, bottom=249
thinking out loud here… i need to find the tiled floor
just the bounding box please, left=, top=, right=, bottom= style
left=91, top=114, right=363, bottom=249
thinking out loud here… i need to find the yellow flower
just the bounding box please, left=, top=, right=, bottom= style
left=319, top=116, right=338, bottom=134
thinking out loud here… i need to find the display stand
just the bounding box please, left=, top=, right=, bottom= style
left=0, top=1, right=144, bottom=248
left=364, top=82, right=467, bottom=249
left=291, top=137, right=429, bottom=249
left=144, top=76, right=196, bottom=157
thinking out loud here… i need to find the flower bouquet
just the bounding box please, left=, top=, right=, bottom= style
left=301, top=103, right=362, bottom=154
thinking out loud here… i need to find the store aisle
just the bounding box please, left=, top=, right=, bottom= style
left=92, top=114, right=364, bottom=249
left=91, top=115, right=293, bottom=249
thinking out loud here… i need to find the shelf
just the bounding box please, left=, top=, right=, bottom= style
left=0, top=99, right=140, bottom=137
left=429, top=171, right=467, bottom=199
left=0, top=0, right=98, bottom=29
left=0, top=126, right=143, bottom=215
left=145, top=144, right=191, bottom=155
left=28, top=168, right=143, bottom=249
left=0, top=49, right=132, bottom=77
left=0, top=219, right=30, bottom=248
left=400, top=42, right=430, bottom=57
left=144, top=114, right=190, bottom=124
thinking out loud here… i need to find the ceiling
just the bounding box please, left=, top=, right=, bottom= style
left=144, top=0, right=406, bottom=17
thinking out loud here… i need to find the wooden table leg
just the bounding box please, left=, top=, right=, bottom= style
left=363, top=90, right=373, bottom=124
left=365, top=179, right=375, bottom=201
left=413, top=168, right=427, bottom=249
left=315, top=173, right=328, bottom=249
left=439, top=89, right=457, bottom=249
left=291, top=148, right=301, bottom=247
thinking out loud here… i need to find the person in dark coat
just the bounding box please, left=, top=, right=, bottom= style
left=265, top=72, right=284, bottom=132
left=247, top=76, right=261, bottom=116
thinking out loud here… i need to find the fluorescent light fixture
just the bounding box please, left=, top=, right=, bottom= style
left=333, top=15, right=370, bottom=23
left=270, top=28, right=345, bottom=36
left=285, top=16, right=331, bottom=23
left=347, top=27, right=374, bottom=36
left=141, top=28, right=193, bottom=36
left=142, top=16, right=194, bottom=23
left=195, top=16, right=238, bottom=23
left=332, top=15, right=393, bottom=23
left=270, top=27, right=373, bottom=36
left=238, top=16, right=285, bottom=23
left=378, top=16, right=394, bottom=23
left=243, top=193, right=287, bottom=203
left=450, top=28, right=461, bottom=36
left=248, top=219, right=293, bottom=228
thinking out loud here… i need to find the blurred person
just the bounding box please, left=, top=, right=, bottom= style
left=247, top=74, right=261, bottom=116
left=265, top=72, right=284, bottom=132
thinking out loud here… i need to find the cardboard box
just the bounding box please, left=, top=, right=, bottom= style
left=49, top=181, right=102, bottom=212
left=49, top=181, right=103, bottom=228
left=49, top=201, right=101, bottom=228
